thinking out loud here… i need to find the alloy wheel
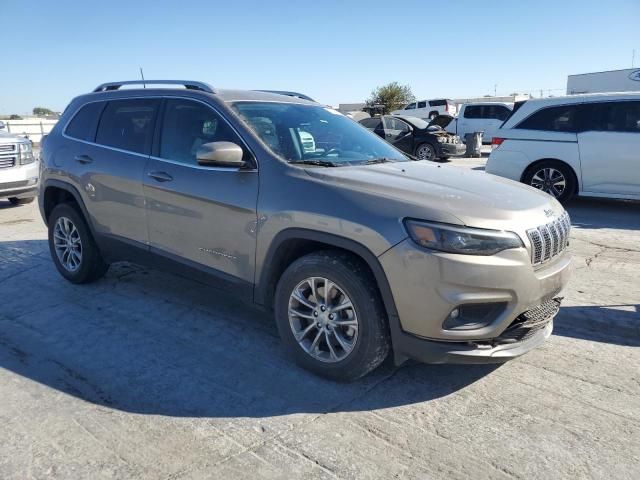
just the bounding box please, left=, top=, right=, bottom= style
left=53, top=216, right=83, bottom=272
left=530, top=167, right=566, bottom=197
left=416, top=144, right=435, bottom=161
left=288, top=277, right=359, bottom=363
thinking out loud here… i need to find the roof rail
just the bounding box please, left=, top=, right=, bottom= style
left=93, top=80, right=217, bottom=94
left=255, top=90, right=316, bottom=102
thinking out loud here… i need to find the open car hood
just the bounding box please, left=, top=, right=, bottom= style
left=427, top=114, right=454, bottom=129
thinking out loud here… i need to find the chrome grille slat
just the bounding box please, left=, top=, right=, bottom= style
left=0, top=157, right=16, bottom=169
left=527, top=212, right=571, bottom=266
left=0, top=144, right=17, bottom=153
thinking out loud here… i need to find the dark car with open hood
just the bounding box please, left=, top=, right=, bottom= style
left=360, top=114, right=464, bottom=161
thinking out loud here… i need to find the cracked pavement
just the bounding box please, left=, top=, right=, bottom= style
left=0, top=159, right=639, bottom=479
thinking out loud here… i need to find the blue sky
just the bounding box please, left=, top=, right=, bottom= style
left=1, top=0, right=638, bottom=114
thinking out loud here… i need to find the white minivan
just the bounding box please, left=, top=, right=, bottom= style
left=486, top=93, right=640, bottom=202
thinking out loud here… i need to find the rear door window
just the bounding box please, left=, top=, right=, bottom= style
left=585, top=101, right=640, bottom=133
left=65, top=101, right=106, bottom=142
left=516, top=105, right=579, bottom=132
left=417, top=101, right=427, bottom=109
left=95, top=99, right=160, bottom=154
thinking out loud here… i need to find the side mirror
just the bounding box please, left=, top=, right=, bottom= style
left=196, top=141, right=245, bottom=168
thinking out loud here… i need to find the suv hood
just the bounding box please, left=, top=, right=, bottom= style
left=304, top=161, right=564, bottom=232
left=0, top=132, right=28, bottom=144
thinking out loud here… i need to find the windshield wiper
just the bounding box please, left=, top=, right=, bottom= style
left=363, top=157, right=395, bottom=165
left=289, top=159, right=341, bottom=167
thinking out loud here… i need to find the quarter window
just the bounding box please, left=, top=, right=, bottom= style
left=95, top=99, right=159, bottom=154
left=360, top=118, right=382, bottom=130
left=429, top=100, right=446, bottom=107
left=66, top=102, right=105, bottom=142
left=160, top=99, right=244, bottom=165
left=516, top=105, right=579, bottom=132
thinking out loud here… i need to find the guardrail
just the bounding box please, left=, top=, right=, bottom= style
left=1, top=119, right=58, bottom=144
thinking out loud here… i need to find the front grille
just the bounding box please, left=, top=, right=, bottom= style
left=0, top=157, right=16, bottom=169
left=526, top=212, right=571, bottom=266
left=0, top=180, right=29, bottom=190
left=496, top=297, right=562, bottom=344
left=0, top=144, right=17, bottom=153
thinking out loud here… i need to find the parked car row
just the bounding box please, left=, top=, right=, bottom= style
left=34, top=79, right=571, bottom=381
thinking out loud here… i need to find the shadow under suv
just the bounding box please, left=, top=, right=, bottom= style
left=39, top=80, right=572, bottom=381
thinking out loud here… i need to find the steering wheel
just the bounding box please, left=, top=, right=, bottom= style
left=322, top=148, right=341, bottom=157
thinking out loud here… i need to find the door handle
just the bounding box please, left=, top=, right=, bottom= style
left=147, top=171, right=173, bottom=182
left=75, top=154, right=93, bottom=164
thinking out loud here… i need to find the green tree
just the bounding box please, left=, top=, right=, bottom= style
left=9, top=114, right=22, bottom=120
left=33, top=107, right=54, bottom=116
left=365, top=82, right=415, bottom=115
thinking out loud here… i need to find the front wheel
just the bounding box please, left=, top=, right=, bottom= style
left=523, top=161, right=576, bottom=203
left=274, top=251, right=390, bottom=381
left=415, top=143, right=437, bottom=161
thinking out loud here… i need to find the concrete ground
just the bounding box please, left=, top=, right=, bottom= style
left=1, top=158, right=639, bottom=479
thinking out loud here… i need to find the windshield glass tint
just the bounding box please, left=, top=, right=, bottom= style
left=232, top=102, right=408, bottom=165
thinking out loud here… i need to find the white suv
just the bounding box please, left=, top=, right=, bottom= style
left=0, top=132, right=38, bottom=205
left=392, top=99, right=457, bottom=120
left=486, top=93, right=640, bottom=202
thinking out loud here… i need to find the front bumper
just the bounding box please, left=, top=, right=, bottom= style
left=439, top=142, right=466, bottom=157
left=391, top=319, right=553, bottom=365
left=0, top=161, right=39, bottom=199
left=379, top=238, right=571, bottom=364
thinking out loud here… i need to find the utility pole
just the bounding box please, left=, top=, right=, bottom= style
left=633, top=49, right=636, bottom=68
left=494, top=84, right=497, bottom=97
left=140, top=67, right=146, bottom=88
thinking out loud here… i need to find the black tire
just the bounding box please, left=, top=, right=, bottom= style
left=48, top=203, right=109, bottom=284
left=415, top=142, right=437, bottom=162
left=428, top=111, right=438, bottom=120
left=522, top=160, right=576, bottom=203
left=274, top=251, right=390, bottom=381
left=8, top=196, right=35, bottom=205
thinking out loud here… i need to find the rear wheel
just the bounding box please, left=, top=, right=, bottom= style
left=8, top=197, right=35, bottom=205
left=523, top=160, right=576, bottom=203
left=274, top=251, right=390, bottom=381
left=48, top=203, right=109, bottom=284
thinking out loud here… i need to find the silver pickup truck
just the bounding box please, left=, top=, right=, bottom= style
left=0, top=131, right=38, bottom=205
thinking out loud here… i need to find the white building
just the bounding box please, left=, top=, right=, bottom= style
left=567, top=68, right=640, bottom=94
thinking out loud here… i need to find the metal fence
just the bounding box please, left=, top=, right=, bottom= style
left=1, top=119, right=58, bottom=144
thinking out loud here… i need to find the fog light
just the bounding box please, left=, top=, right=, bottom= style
left=443, top=303, right=507, bottom=331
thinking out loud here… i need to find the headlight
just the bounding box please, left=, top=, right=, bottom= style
left=436, top=136, right=446, bottom=143
left=18, top=142, right=35, bottom=165
left=404, top=219, right=523, bottom=255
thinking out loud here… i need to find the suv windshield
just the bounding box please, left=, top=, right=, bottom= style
left=232, top=102, right=408, bottom=165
